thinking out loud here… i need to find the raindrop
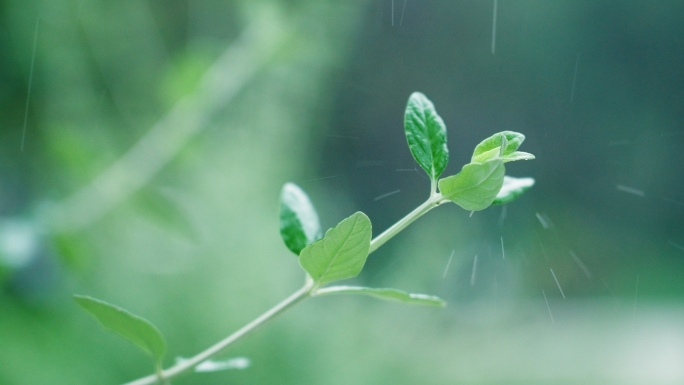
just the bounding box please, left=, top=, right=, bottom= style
left=470, top=255, right=478, bottom=286
left=21, top=18, right=40, bottom=152
left=616, top=185, right=645, bottom=197
left=442, top=250, right=455, bottom=278
left=373, top=189, right=401, bottom=201
left=550, top=268, right=565, bottom=299
left=569, top=250, right=592, bottom=278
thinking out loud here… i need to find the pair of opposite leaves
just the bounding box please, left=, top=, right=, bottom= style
left=281, top=92, right=536, bottom=284
left=405, top=92, right=535, bottom=210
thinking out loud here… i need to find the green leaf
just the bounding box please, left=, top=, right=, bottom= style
left=404, top=92, right=449, bottom=181
left=299, top=212, right=372, bottom=286
left=279, top=183, right=322, bottom=255
left=471, top=146, right=501, bottom=163
left=500, top=151, right=535, bottom=163
left=74, top=295, right=166, bottom=367
left=499, top=134, right=508, bottom=157
left=315, top=286, right=446, bottom=307
left=438, top=159, right=505, bottom=211
left=492, top=176, right=535, bottom=205
left=472, top=131, right=525, bottom=161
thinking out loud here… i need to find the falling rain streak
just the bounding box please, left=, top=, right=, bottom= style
left=400, top=0, right=408, bottom=26
left=616, top=185, right=645, bottom=197
left=569, top=251, right=592, bottom=278
left=21, top=18, right=40, bottom=152
left=535, top=213, right=547, bottom=228
left=497, top=205, right=507, bottom=227
left=442, top=250, right=455, bottom=278
left=395, top=166, right=430, bottom=181
left=391, top=0, right=394, bottom=26
left=669, top=241, right=684, bottom=252
left=542, top=289, right=555, bottom=325
left=662, top=198, right=684, bottom=207
left=470, top=255, right=478, bottom=286
left=491, top=0, right=498, bottom=54
left=373, top=189, right=401, bottom=201
left=535, top=212, right=553, bottom=229
left=570, top=53, right=579, bottom=103
left=550, top=268, right=565, bottom=299
left=535, top=231, right=549, bottom=261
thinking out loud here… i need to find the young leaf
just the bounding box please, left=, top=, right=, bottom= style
left=280, top=183, right=322, bottom=255
left=500, top=151, right=535, bottom=163
left=471, top=146, right=501, bottom=163
left=438, top=159, right=505, bottom=211
left=499, top=134, right=508, bottom=157
left=492, top=176, right=535, bottom=205
left=404, top=92, right=449, bottom=181
left=299, top=212, right=371, bottom=286
left=74, top=295, right=166, bottom=367
left=315, top=286, right=446, bottom=307
left=472, top=131, right=525, bottom=161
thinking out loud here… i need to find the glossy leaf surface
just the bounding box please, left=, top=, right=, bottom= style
left=404, top=92, right=449, bottom=181
left=280, top=183, right=322, bottom=255
left=492, top=176, right=535, bottom=205
left=500, top=151, right=535, bottom=163
left=299, top=212, right=371, bottom=286
left=438, top=159, right=505, bottom=211
left=472, top=131, right=525, bottom=161
left=471, top=146, right=501, bottom=163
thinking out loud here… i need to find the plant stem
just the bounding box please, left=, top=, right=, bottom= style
left=368, top=193, right=444, bottom=254
left=123, top=283, right=312, bottom=385
left=123, top=194, right=446, bottom=385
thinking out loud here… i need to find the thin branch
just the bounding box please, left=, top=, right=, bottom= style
left=41, top=11, right=289, bottom=233
left=122, top=194, right=448, bottom=385
left=124, top=284, right=312, bottom=385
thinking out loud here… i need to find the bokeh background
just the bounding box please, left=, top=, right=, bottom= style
left=1, top=1, right=684, bottom=384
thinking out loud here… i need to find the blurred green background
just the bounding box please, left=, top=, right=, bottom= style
left=1, top=1, right=684, bottom=384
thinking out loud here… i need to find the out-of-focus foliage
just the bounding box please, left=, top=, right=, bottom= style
left=74, top=295, right=167, bottom=368
left=1, top=1, right=684, bottom=384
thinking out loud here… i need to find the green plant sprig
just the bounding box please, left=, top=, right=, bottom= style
left=74, top=92, right=535, bottom=385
